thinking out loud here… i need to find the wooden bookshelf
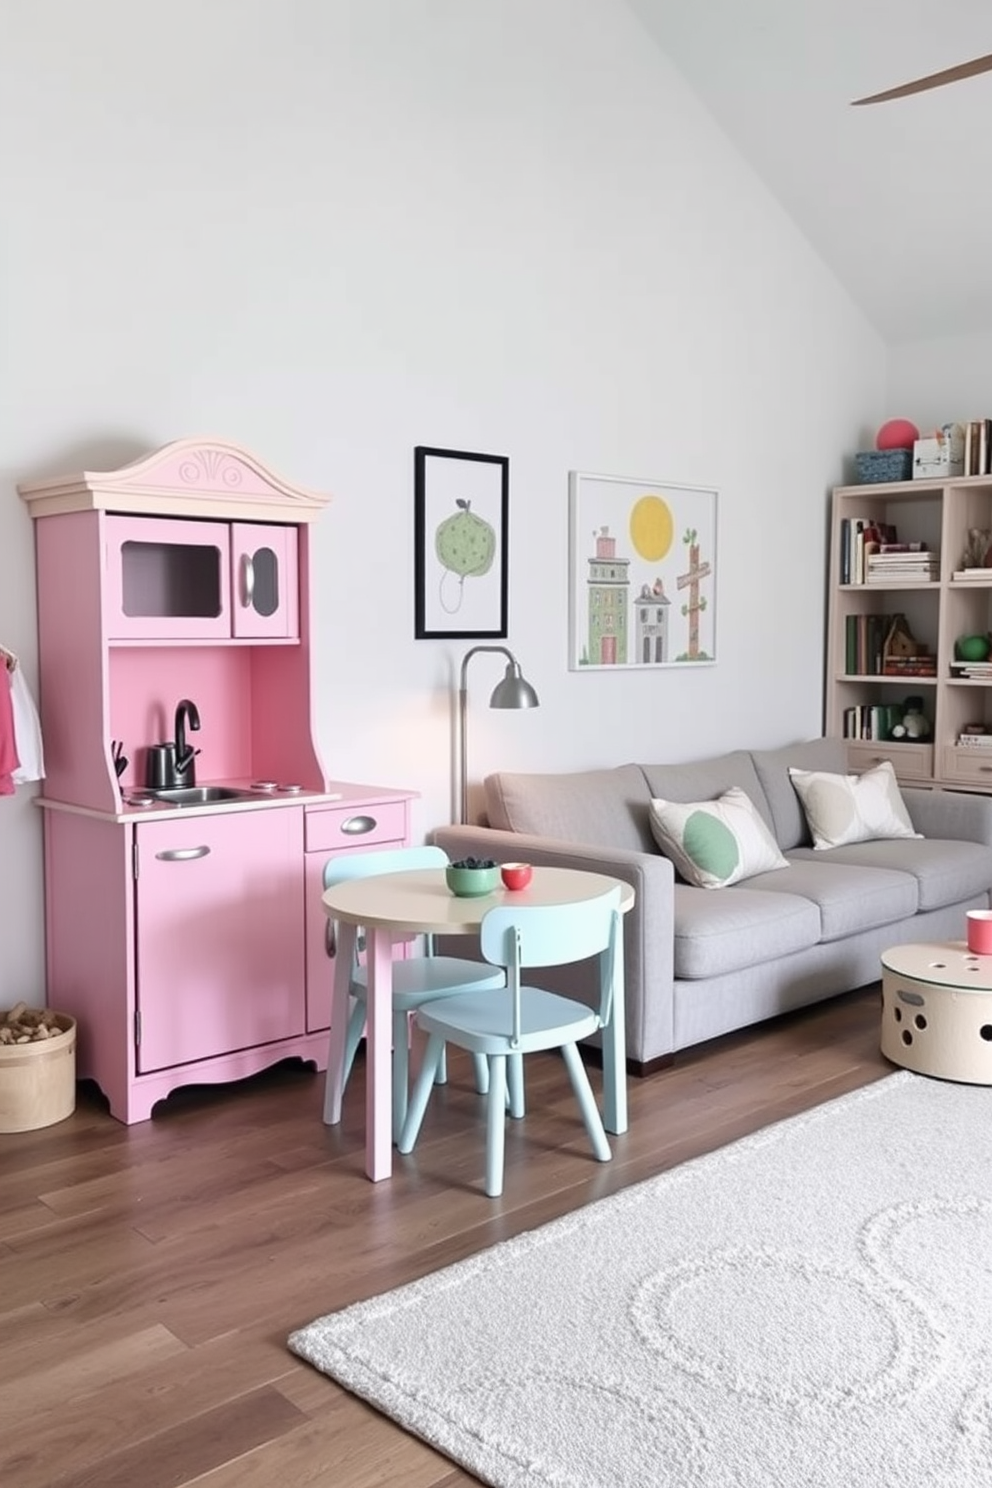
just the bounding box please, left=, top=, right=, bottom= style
left=828, top=473, right=992, bottom=792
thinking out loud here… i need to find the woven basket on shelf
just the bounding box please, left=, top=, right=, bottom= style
left=855, top=449, right=913, bottom=483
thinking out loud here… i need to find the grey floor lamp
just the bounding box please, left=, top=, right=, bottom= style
left=458, top=645, right=539, bottom=824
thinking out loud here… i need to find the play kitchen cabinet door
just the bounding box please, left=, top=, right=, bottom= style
left=134, top=807, right=306, bottom=1071
left=104, top=514, right=298, bottom=642
left=230, top=523, right=298, bottom=638
left=303, top=799, right=410, bottom=1032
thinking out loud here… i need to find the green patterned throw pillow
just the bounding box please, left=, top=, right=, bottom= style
left=648, top=786, right=789, bottom=889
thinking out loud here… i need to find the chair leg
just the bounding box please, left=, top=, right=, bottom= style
left=391, top=1009, right=410, bottom=1142
left=342, top=1000, right=366, bottom=1087
left=471, top=1052, right=489, bottom=1095
left=485, top=1054, right=507, bottom=1197
left=435, top=1043, right=448, bottom=1086
left=560, top=1043, right=611, bottom=1163
left=507, top=1052, right=525, bottom=1118
left=397, top=1034, right=446, bottom=1154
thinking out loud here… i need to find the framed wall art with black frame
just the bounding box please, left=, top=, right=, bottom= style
left=414, top=446, right=509, bottom=639
left=568, top=470, right=718, bottom=670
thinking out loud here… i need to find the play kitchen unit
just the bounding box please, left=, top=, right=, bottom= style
left=19, top=439, right=415, bottom=1123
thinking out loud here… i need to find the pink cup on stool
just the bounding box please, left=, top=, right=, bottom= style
left=966, top=910, right=992, bottom=954
left=501, top=862, right=533, bottom=891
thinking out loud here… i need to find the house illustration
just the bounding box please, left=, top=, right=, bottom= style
left=585, top=526, right=630, bottom=665
left=635, top=578, right=670, bottom=664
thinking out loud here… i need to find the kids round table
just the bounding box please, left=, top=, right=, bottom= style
left=880, top=940, right=992, bottom=1084
left=322, top=865, right=635, bottom=1181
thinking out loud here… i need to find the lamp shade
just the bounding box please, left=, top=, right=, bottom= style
left=489, top=662, right=539, bottom=710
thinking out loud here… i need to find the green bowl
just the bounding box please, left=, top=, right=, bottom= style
left=445, top=864, right=500, bottom=897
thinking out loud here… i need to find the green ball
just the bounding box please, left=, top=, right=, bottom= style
left=957, top=635, right=991, bottom=662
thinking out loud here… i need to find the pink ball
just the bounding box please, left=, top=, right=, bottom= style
left=876, top=418, right=919, bottom=451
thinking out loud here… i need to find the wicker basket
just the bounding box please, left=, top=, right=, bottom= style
left=855, top=449, right=913, bottom=484
left=0, top=1014, right=76, bottom=1132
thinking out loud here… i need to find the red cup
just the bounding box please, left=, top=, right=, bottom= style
left=967, top=910, right=992, bottom=954
left=501, top=862, right=533, bottom=891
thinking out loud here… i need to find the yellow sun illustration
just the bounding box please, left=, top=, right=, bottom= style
left=629, top=495, right=673, bottom=561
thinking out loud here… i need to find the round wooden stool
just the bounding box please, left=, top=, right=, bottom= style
left=880, top=941, right=992, bottom=1084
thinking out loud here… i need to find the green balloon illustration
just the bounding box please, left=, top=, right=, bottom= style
left=435, top=499, right=496, bottom=611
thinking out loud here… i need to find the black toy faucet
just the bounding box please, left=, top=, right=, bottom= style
left=174, top=698, right=201, bottom=781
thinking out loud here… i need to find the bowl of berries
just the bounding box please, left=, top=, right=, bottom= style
left=445, top=856, right=500, bottom=897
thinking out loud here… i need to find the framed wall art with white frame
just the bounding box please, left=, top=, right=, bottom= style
left=568, top=471, right=717, bottom=671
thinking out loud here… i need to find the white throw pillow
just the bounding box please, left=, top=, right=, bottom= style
left=648, top=786, right=789, bottom=889
left=788, top=760, right=921, bottom=850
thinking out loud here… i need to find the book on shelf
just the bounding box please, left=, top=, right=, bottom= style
left=866, top=557, right=939, bottom=582
left=839, top=517, right=897, bottom=584
left=956, top=733, right=992, bottom=747
left=842, top=701, right=907, bottom=741
left=964, top=418, right=992, bottom=476
left=952, top=568, right=992, bottom=582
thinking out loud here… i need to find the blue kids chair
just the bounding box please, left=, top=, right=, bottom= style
left=398, top=887, right=622, bottom=1196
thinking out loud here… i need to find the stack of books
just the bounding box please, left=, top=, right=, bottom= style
left=866, top=544, right=938, bottom=583
left=956, top=731, right=992, bottom=748
left=951, top=568, right=992, bottom=582
left=951, top=662, right=992, bottom=680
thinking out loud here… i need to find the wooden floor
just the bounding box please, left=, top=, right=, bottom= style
left=1, top=986, right=889, bottom=1487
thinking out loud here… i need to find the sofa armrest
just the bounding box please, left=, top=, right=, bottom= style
left=902, top=787, right=992, bottom=847
left=431, top=824, right=676, bottom=1064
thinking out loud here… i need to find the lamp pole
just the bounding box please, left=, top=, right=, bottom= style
left=458, top=645, right=539, bottom=824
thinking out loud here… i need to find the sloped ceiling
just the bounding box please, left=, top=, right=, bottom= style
left=627, top=0, right=992, bottom=345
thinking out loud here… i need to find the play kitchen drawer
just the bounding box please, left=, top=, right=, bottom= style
left=304, top=800, right=409, bottom=853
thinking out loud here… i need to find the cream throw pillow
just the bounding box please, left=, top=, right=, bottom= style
left=648, top=786, right=788, bottom=889
left=788, top=760, right=921, bottom=850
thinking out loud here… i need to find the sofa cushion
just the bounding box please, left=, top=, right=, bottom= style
left=648, top=787, right=788, bottom=888
left=759, top=858, right=919, bottom=940
left=789, top=760, right=920, bottom=849
left=749, top=738, right=849, bottom=850
left=639, top=751, right=776, bottom=836
left=483, top=764, right=655, bottom=853
left=672, top=883, right=821, bottom=979
left=789, top=838, right=992, bottom=914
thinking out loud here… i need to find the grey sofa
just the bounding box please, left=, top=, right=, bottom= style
left=433, top=738, right=992, bottom=1073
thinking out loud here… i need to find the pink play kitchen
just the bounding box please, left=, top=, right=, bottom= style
left=19, top=438, right=415, bottom=1123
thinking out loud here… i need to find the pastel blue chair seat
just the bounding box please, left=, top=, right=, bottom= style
left=398, top=887, right=622, bottom=1197
left=323, top=845, right=503, bottom=1140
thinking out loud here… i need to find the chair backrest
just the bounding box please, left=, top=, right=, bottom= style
left=322, top=845, right=451, bottom=960
left=322, top=844, right=448, bottom=891
left=479, top=888, right=622, bottom=1046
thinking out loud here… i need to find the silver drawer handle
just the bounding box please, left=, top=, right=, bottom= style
left=155, top=846, right=212, bottom=861
left=341, top=814, right=377, bottom=835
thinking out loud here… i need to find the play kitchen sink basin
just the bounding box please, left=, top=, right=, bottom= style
left=146, top=786, right=258, bottom=806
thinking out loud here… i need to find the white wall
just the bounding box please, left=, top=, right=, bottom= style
left=887, top=332, right=992, bottom=433
left=0, top=0, right=884, bottom=1008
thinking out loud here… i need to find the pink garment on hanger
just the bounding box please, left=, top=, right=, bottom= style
left=0, top=671, right=19, bottom=794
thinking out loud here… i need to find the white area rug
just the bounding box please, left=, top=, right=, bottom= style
left=289, top=1074, right=992, bottom=1486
